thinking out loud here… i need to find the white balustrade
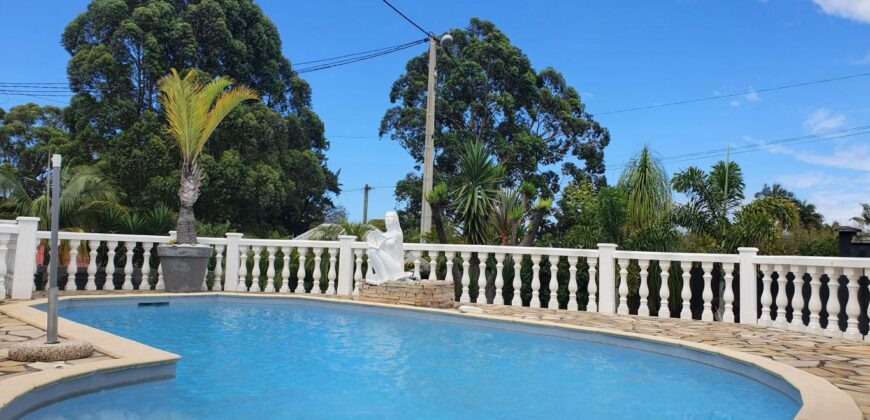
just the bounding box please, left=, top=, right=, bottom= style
left=773, top=264, right=788, bottom=328
left=806, top=266, right=822, bottom=334
left=843, top=267, right=861, bottom=340
left=214, top=245, right=225, bottom=291
left=352, top=249, right=363, bottom=297
left=141, top=244, right=152, bottom=291
left=822, top=266, right=842, bottom=339
left=567, top=256, right=578, bottom=311
left=511, top=256, right=522, bottom=306
left=311, top=248, right=323, bottom=294
left=530, top=254, right=542, bottom=308
left=156, top=258, right=165, bottom=290
left=296, top=247, right=307, bottom=293
left=237, top=246, right=249, bottom=292
left=759, top=264, right=773, bottom=326
left=265, top=246, right=277, bottom=293
left=700, top=261, right=713, bottom=322
left=722, top=263, right=734, bottom=323
left=493, top=253, right=505, bottom=305
left=638, top=259, right=650, bottom=316
left=460, top=252, right=471, bottom=303
left=680, top=261, right=691, bottom=319
left=105, top=241, right=117, bottom=291
left=86, top=240, right=98, bottom=291
left=412, top=251, right=421, bottom=279
left=122, top=242, right=134, bottom=291
left=617, top=258, right=628, bottom=315
left=326, top=250, right=337, bottom=294
left=66, top=240, right=79, bottom=291
left=250, top=246, right=262, bottom=292
left=587, top=257, right=598, bottom=312
left=280, top=247, right=291, bottom=293
left=789, top=266, right=805, bottom=331
left=548, top=256, right=559, bottom=310
left=658, top=260, right=671, bottom=319
left=445, top=252, right=454, bottom=283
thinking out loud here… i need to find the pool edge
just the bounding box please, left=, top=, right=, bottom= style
left=1, top=292, right=861, bottom=420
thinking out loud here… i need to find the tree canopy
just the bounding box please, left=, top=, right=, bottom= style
left=381, top=18, right=610, bottom=226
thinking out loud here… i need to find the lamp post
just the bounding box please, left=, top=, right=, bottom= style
left=45, top=154, right=61, bottom=344
left=419, top=33, right=452, bottom=240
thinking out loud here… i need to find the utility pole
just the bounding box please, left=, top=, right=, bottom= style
left=420, top=36, right=437, bottom=238
left=363, top=184, right=372, bottom=224
left=46, top=154, right=61, bottom=344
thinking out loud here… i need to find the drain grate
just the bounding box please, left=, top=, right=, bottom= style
left=138, top=302, right=169, bottom=307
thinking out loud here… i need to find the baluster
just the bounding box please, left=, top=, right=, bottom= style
left=295, top=247, right=307, bottom=293
left=279, top=247, right=291, bottom=293
left=311, top=248, right=322, bottom=294
left=140, top=243, right=152, bottom=291
left=679, top=261, right=692, bottom=320
left=201, top=246, right=211, bottom=292
left=120, top=241, right=134, bottom=290
left=352, top=249, right=363, bottom=297
left=567, top=256, right=579, bottom=311
left=789, top=266, right=805, bottom=331
left=0, top=237, right=7, bottom=296
left=156, top=259, right=165, bottom=290
left=326, top=249, right=337, bottom=294
left=86, top=241, right=98, bottom=291
left=701, top=261, right=714, bottom=321
left=722, top=262, right=735, bottom=323
left=511, top=255, right=522, bottom=306
left=412, top=251, right=421, bottom=279
left=773, top=264, right=789, bottom=328
left=658, top=260, right=671, bottom=319
left=264, top=246, right=276, bottom=292
left=214, top=245, right=224, bottom=291
left=806, top=266, right=822, bottom=334
left=843, top=267, right=862, bottom=340
left=236, top=246, right=249, bottom=292
left=822, top=267, right=842, bottom=338
left=445, top=252, right=454, bottom=283
left=638, top=259, right=650, bottom=316
left=493, top=253, right=505, bottom=305
left=104, top=241, right=117, bottom=290
left=530, top=255, right=542, bottom=308
left=548, top=256, right=560, bottom=310
left=476, top=253, right=489, bottom=304
left=365, top=253, right=373, bottom=280
left=250, top=246, right=263, bottom=292
left=587, top=257, right=598, bottom=312
left=66, top=240, right=80, bottom=291
left=460, top=252, right=471, bottom=303
left=759, top=264, right=773, bottom=326
left=617, top=258, right=629, bottom=315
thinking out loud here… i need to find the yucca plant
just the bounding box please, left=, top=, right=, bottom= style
left=158, top=68, right=258, bottom=244
left=618, top=146, right=671, bottom=233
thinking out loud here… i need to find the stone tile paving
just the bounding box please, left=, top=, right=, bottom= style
left=471, top=304, right=870, bottom=418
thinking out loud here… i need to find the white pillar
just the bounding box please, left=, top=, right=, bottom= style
left=758, top=264, right=773, bottom=327
left=738, top=247, right=758, bottom=325
left=843, top=267, right=862, bottom=340
left=224, top=233, right=243, bottom=292
left=638, top=259, right=650, bottom=316
left=658, top=260, right=671, bottom=319
left=596, top=244, right=617, bottom=314
left=337, top=236, right=356, bottom=296
left=586, top=257, right=598, bottom=312
left=11, top=217, right=39, bottom=299
left=773, top=264, right=789, bottom=329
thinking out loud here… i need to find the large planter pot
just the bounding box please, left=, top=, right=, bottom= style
left=156, top=245, right=212, bottom=292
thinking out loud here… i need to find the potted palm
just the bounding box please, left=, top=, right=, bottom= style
left=156, top=69, right=257, bottom=292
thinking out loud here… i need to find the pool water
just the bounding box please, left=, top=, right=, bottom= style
left=24, top=299, right=798, bottom=419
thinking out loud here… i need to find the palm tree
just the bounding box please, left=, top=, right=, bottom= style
left=796, top=200, right=824, bottom=230
left=426, top=182, right=452, bottom=244
left=454, top=141, right=504, bottom=244
left=490, top=188, right=525, bottom=246
left=853, top=203, right=870, bottom=227
left=618, top=146, right=671, bottom=233
left=755, top=183, right=795, bottom=200
left=158, top=69, right=258, bottom=244
left=0, top=165, right=120, bottom=230
left=671, top=160, right=745, bottom=245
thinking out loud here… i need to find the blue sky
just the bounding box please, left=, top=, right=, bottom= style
left=1, top=0, right=869, bottom=225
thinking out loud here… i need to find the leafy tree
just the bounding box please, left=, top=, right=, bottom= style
left=671, top=161, right=745, bottom=248
left=853, top=203, right=870, bottom=227
left=454, top=141, right=505, bottom=244
left=618, top=146, right=671, bottom=233
left=157, top=68, right=258, bottom=244
left=755, top=183, right=823, bottom=229
left=381, top=18, right=610, bottom=222
left=490, top=188, right=524, bottom=246
left=60, top=0, right=339, bottom=235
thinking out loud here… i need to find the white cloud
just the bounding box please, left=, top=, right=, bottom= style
left=729, top=99, right=741, bottom=107
left=776, top=172, right=870, bottom=224
left=813, top=0, right=870, bottom=23
left=745, top=90, right=761, bottom=102
left=766, top=140, right=870, bottom=171
left=802, top=107, right=847, bottom=134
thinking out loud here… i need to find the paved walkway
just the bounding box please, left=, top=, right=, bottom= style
left=2, top=291, right=869, bottom=417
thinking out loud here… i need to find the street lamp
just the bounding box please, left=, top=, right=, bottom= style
left=419, top=33, right=452, bottom=240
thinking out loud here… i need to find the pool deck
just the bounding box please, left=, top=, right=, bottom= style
left=1, top=290, right=869, bottom=418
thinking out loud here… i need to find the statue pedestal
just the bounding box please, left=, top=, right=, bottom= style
left=357, top=280, right=456, bottom=309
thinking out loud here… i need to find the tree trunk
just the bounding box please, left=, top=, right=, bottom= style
left=177, top=205, right=197, bottom=244
left=519, top=210, right=545, bottom=247
left=431, top=206, right=449, bottom=244
left=176, top=165, right=201, bottom=244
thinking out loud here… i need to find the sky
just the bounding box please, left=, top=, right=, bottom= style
left=1, top=0, right=869, bottom=225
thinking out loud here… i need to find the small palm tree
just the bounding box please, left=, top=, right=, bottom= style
left=454, top=141, right=504, bottom=245
left=618, top=146, right=671, bottom=233
left=490, top=188, right=525, bottom=245
left=158, top=69, right=258, bottom=244
left=853, top=203, right=870, bottom=227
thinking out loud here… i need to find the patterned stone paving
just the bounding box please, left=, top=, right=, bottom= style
left=472, top=304, right=870, bottom=417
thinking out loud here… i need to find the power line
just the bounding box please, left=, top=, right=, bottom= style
left=381, top=0, right=432, bottom=37
left=596, top=71, right=870, bottom=116
left=295, top=39, right=426, bottom=73
left=294, top=39, right=427, bottom=66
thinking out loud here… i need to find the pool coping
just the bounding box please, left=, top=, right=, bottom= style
left=0, top=292, right=861, bottom=420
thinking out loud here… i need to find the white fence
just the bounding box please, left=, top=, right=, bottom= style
left=2, top=217, right=869, bottom=341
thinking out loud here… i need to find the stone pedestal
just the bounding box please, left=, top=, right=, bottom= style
left=357, top=280, right=456, bottom=309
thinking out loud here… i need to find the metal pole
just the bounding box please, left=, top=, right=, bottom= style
left=420, top=36, right=437, bottom=240
left=46, top=154, right=61, bottom=344
left=363, top=184, right=371, bottom=224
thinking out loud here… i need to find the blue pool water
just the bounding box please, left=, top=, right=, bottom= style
left=24, top=298, right=798, bottom=419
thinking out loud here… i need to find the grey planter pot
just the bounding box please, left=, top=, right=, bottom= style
left=156, top=245, right=212, bottom=292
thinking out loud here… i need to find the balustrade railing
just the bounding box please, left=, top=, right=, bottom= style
left=2, top=218, right=867, bottom=342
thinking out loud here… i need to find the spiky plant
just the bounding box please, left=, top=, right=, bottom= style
left=490, top=188, right=525, bottom=245
left=618, top=146, right=671, bottom=233
left=158, top=69, right=258, bottom=244
left=454, top=141, right=505, bottom=244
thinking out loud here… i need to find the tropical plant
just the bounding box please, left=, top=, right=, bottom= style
left=518, top=197, right=553, bottom=246
left=454, top=141, right=505, bottom=244
left=157, top=69, right=258, bottom=244
left=490, top=188, right=525, bottom=246
left=0, top=165, right=120, bottom=230
left=671, top=161, right=745, bottom=248
left=755, top=184, right=823, bottom=229
left=426, top=182, right=452, bottom=244
left=618, top=146, right=671, bottom=233
left=852, top=203, right=870, bottom=227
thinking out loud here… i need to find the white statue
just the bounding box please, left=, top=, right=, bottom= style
left=365, top=211, right=411, bottom=285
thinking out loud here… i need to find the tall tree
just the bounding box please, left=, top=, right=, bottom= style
left=60, top=0, right=339, bottom=235
left=671, top=161, right=745, bottom=245
left=618, top=146, right=671, bottom=233
left=853, top=203, right=870, bottom=227
left=381, top=18, right=609, bottom=222
left=454, top=141, right=504, bottom=244
left=755, top=183, right=824, bottom=229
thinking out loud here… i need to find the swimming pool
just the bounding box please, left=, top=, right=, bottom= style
left=23, top=296, right=799, bottom=419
